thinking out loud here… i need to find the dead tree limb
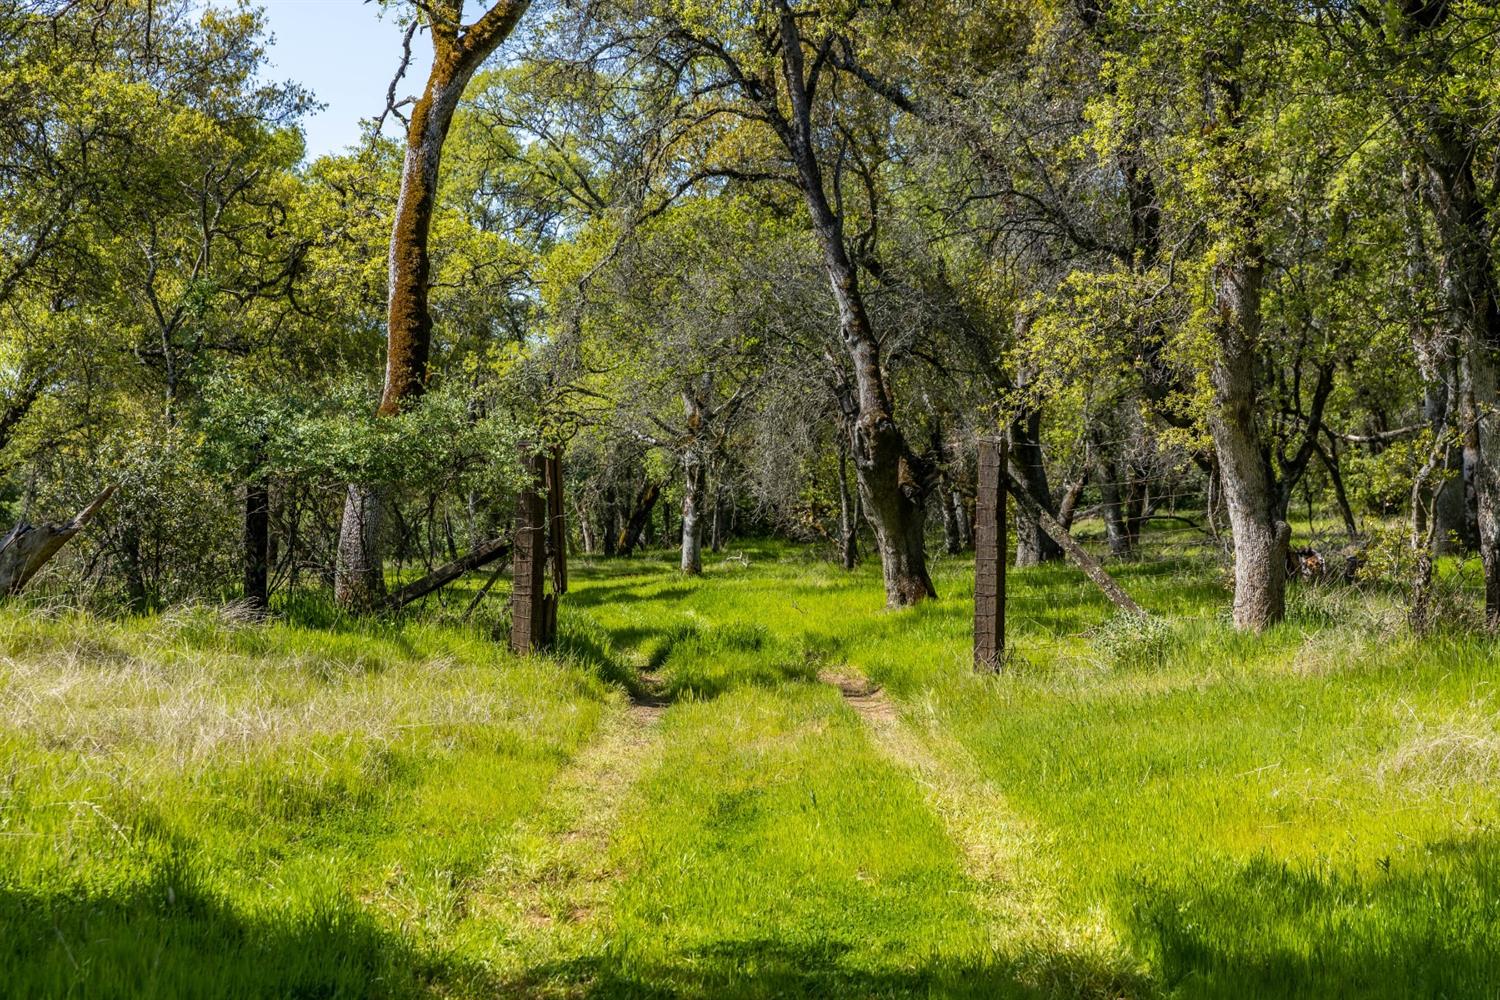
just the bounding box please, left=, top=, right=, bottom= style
left=1003, top=470, right=1146, bottom=616
left=0, top=485, right=116, bottom=596
left=462, top=558, right=509, bottom=620
left=385, top=534, right=510, bottom=610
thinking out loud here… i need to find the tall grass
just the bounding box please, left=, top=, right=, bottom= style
left=3, top=537, right=1497, bottom=997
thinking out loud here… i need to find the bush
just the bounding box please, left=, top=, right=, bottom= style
left=1090, top=611, right=1177, bottom=669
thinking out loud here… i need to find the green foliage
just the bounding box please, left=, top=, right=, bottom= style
left=1088, top=611, right=1178, bottom=670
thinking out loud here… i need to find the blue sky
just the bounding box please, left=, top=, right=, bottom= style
left=252, top=0, right=434, bottom=159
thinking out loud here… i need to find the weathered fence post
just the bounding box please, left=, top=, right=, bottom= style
left=511, top=449, right=550, bottom=653
left=974, top=437, right=1007, bottom=672
left=511, top=446, right=568, bottom=655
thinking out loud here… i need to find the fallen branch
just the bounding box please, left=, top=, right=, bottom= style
left=462, top=558, right=509, bottom=620
left=385, top=534, right=510, bottom=610
left=0, top=485, right=117, bottom=596
left=1003, top=470, right=1146, bottom=616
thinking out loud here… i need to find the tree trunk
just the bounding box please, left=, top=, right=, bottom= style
left=1404, top=166, right=1468, bottom=555
left=617, top=481, right=660, bottom=557
left=776, top=9, right=934, bottom=607
left=510, top=450, right=552, bottom=653
left=1209, top=253, right=1289, bottom=629
left=1009, top=406, right=1062, bottom=568
left=242, top=479, right=269, bottom=614
left=334, top=484, right=385, bottom=609
left=1421, top=148, right=1500, bottom=621
left=120, top=523, right=148, bottom=612
left=1315, top=439, right=1359, bottom=540
left=334, top=1, right=530, bottom=610
left=1097, top=457, right=1134, bottom=558
left=1203, top=62, right=1289, bottom=631
left=601, top=486, right=618, bottom=557
left=681, top=453, right=705, bottom=575
left=577, top=499, right=596, bottom=554
left=1005, top=469, right=1145, bottom=616
left=709, top=476, right=725, bottom=553
left=940, top=471, right=963, bottom=555
left=837, top=444, right=858, bottom=569
left=660, top=489, right=672, bottom=548
left=951, top=489, right=971, bottom=550
left=1056, top=474, right=1087, bottom=533
left=388, top=533, right=509, bottom=610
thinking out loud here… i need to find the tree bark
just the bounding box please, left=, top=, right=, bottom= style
left=334, top=484, right=385, bottom=608
left=617, top=481, right=660, bottom=557
left=837, top=443, right=859, bottom=569
left=1203, top=62, right=1289, bottom=631
left=577, top=498, right=596, bottom=554
left=1420, top=144, right=1500, bottom=620
left=510, top=449, right=551, bottom=653
left=1096, top=456, right=1134, bottom=558
left=710, top=475, right=725, bottom=553
left=1406, top=164, right=1468, bottom=553
left=1056, top=474, right=1087, bottom=533
left=601, top=486, right=618, bottom=557
left=1425, top=379, right=1468, bottom=553
left=388, top=534, right=509, bottom=610
left=334, top=0, right=530, bottom=610
left=940, top=471, right=963, bottom=555
left=775, top=8, right=934, bottom=607
left=1208, top=251, right=1289, bottom=630
left=0, top=486, right=115, bottom=598
left=681, top=452, right=705, bottom=575
left=660, top=486, right=672, bottom=549
left=242, top=479, right=269, bottom=614
left=1388, top=4, right=1500, bottom=622
left=951, top=489, right=971, bottom=550
left=1009, top=404, right=1062, bottom=568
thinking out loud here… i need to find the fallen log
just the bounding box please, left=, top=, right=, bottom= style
left=0, top=485, right=117, bottom=596
left=1003, top=469, right=1146, bottom=616
left=385, top=534, right=510, bottom=611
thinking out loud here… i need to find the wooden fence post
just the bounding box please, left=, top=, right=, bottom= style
left=510, top=448, right=549, bottom=654
left=974, top=437, right=1007, bottom=672
left=510, top=446, right=568, bottom=654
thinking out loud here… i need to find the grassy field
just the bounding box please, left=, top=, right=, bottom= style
left=2, top=537, right=1498, bottom=997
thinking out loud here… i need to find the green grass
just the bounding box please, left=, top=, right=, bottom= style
left=2, top=538, right=1498, bottom=997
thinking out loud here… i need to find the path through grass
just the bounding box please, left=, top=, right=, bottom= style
left=3, top=541, right=1498, bottom=997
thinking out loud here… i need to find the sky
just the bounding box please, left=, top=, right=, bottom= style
left=251, top=1, right=434, bottom=159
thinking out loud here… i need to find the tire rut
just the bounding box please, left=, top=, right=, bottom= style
left=819, top=668, right=1118, bottom=961
left=476, top=688, right=667, bottom=944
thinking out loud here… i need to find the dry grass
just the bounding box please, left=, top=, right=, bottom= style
left=1380, top=706, right=1500, bottom=788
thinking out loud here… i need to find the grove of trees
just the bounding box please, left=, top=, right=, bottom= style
left=4, top=0, right=1499, bottom=633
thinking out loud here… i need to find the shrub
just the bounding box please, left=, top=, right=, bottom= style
left=1090, top=612, right=1177, bottom=670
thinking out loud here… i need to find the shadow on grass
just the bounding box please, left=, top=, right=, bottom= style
left=506, top=937, right=1151, bottom=999
left=0, top=862, right=475, bottom=1000
left=1121, top=839, right=1500, bottom=999
left=568, top=581, right=698, bottom=610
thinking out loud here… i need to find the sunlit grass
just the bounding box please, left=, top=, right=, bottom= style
left=2, top=534, right=1497, bottom=997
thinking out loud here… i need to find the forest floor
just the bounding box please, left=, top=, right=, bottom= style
left=2, top=536, right=1499, bottom=998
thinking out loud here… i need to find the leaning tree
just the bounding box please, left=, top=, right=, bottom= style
left=336, top=0, right=531, bottom=609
